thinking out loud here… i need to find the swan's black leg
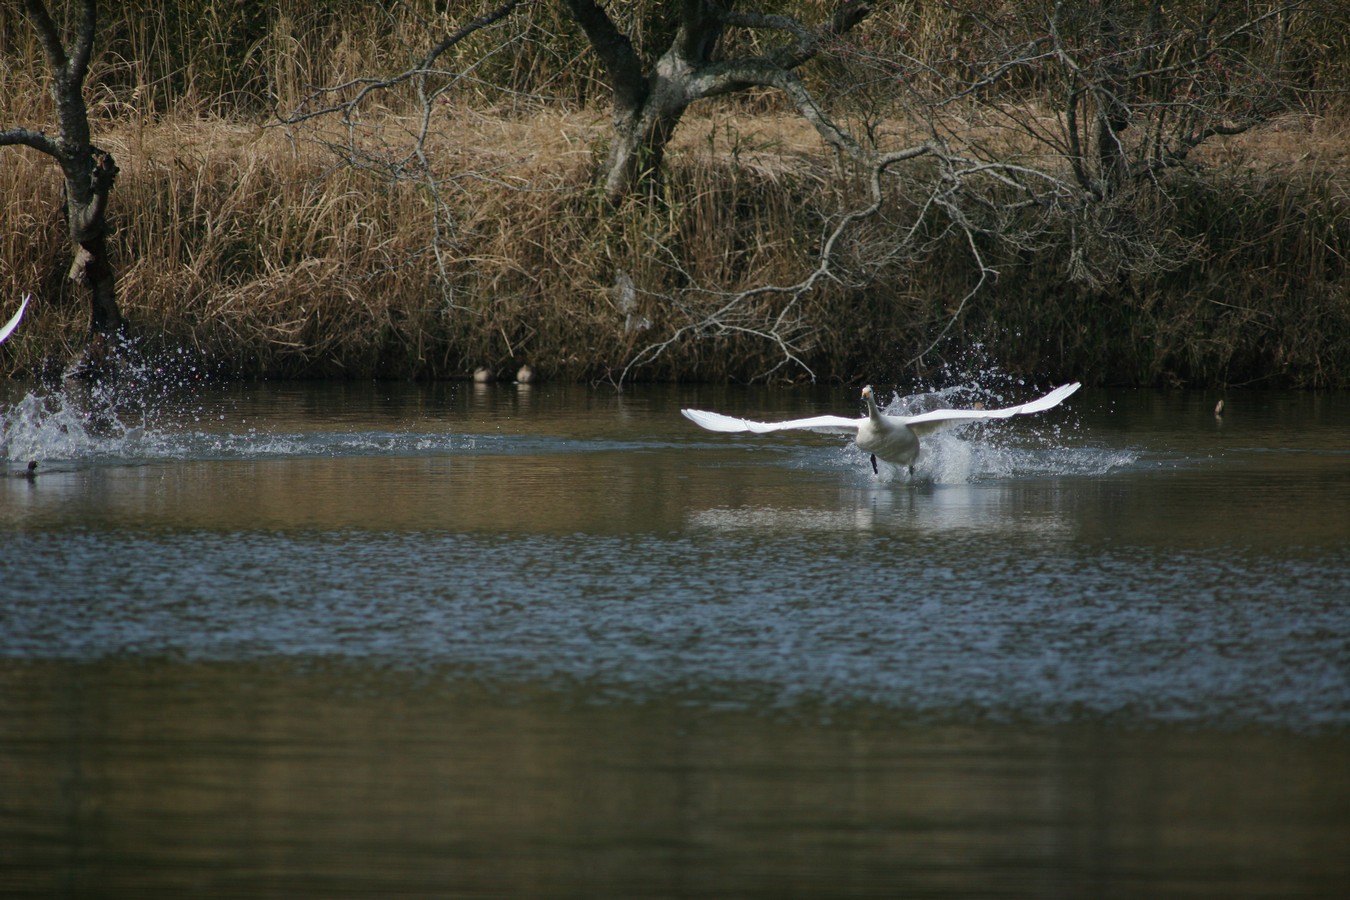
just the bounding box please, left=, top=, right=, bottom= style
left=871, top=454, right=878, bottom=475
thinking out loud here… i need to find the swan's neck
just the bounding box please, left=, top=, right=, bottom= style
left=865, top=394, right=884, bottom=422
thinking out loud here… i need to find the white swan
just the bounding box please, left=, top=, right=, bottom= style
left=0, top=294, right=29, bottom=345
left=683, top=382, right=1081, bottom=474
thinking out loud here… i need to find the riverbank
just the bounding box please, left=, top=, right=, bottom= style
left=2, top=106, right=1348, bottom=387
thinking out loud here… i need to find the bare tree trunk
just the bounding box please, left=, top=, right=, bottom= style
left=564, top=0, right=871, bottom=204
left=63, top=147, right=121, bottom=332
left=564, top=0, right=696, bottom=202
left=1, top=0, right=124, bottom=378
left=1093, top=0, right=1131, bottom=196
left=600, top=52, right=697, bottom=201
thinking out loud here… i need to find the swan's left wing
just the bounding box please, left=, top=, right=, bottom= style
left=902, top=382, right=1081, bottom=438
left=0, top=294, right=30, bottom=345
left=682, top=408, right=861, bottom=435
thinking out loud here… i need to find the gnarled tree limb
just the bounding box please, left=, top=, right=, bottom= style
left=2, top=0, right=123, bottom=348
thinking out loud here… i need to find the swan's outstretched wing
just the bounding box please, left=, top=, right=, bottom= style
left=682, top=408, right=862, bottom=435
left=903, top=382, right=1081, bottom=438
left=0, top=294, right=30, bottom=345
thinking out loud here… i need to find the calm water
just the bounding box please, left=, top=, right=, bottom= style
left=2, top=379, right=1348, bottom=897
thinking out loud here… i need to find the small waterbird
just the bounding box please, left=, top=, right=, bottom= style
left=6, top=461, right=38, bottom=479
left=682, top=382, right=1081, bottom=475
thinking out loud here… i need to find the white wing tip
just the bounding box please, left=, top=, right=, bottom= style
left=1056, top=381, right=1082, bottom=402
left=1020, top=381, right=1082, bottom=413
left=0, top=293, right=31, bottom=346
left=682, top=408, right=750, bottom=433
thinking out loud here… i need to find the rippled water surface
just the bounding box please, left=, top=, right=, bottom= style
left=2, top=380, right=1348, bottom=897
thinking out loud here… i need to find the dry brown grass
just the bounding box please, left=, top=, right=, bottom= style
left=0, top=106, right=841, bottom=380
left=4, top=102, right=1350, bottom=386
left=3, top=0, right=1349, bottom=386
left=1193, top=114, right=1350, bottom=182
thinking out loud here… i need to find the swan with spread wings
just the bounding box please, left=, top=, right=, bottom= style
left=682, top=382, right=1081, bottom=475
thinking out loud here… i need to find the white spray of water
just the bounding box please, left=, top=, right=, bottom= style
left=1, top=382, right=493, bottom=469
left=1, top=390, right=141, bottom=463
left=854, top=368, right=1135, bottom=484
left=2, top=334, right=222, bottom=467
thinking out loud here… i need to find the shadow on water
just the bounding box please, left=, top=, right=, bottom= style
left=2, top=379, right=1348, bottom=897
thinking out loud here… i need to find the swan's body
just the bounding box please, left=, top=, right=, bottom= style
left=0, top=294, right=29, bottom=345
left=682, top=382, right=1081, bottom=474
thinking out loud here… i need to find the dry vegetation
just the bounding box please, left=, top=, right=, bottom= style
left=2, top=1, right=1348, bottom=386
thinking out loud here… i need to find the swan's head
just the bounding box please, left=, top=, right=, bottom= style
left=860, top=385, right=873, bottom=401
left=860, top=385, right=880, bottom=413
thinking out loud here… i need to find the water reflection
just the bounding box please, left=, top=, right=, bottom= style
left=2, top=381, right=1348, bottom=896
left=4, top=659, right=1347, bottom=899
left=686, top=480, right=1081, bottom=537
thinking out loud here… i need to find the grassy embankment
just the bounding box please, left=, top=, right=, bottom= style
left=1, top=2, right=1348, bottom=386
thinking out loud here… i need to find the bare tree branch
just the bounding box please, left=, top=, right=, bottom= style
left=0, top=127, right=61, bottom=156
left=68, top=0, right=98, bottom=85
left=282, top=0, right=533, bottom=125
left=22, top=0, right=69, bottom=75
left=719, top=0, right=871, bottom=70
left=277, top=0, right=546, bottom=333
left=562, top=0, right=645, bottom=108
left=615, top=140, right=1072, bottom=383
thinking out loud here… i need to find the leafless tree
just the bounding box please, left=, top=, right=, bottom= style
left=635, top=0, right=1337, bottom=376
left=881, top=0, right=1330, bottom=287
left=1, top=0, right=123, bottom=377
left=279, top=1, right=1339, bottom=383
left=1042, top=0, right=1304, bottom=196
left=564, top=0, right=873, bottom=203
left=281, top=0, right=534, bottom=315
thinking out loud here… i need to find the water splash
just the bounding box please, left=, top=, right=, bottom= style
left=916, top=432, right=1134, bottom=483
left=859, top=371, right=1135, bottom=484
left=0, top=387, right=471, bottom=467
left=2, top=381, right=579, bottom=469
left=2, top=331, right=225, bottom=468
left=1, top=389, right=141, bottom=464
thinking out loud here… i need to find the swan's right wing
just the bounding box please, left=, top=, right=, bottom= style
left=682, top=408, right=861, bottom=435
left=0, top=294, right=29, bottom=345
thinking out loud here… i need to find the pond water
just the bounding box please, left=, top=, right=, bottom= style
left=2, top=379, right=1348, bottom=897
